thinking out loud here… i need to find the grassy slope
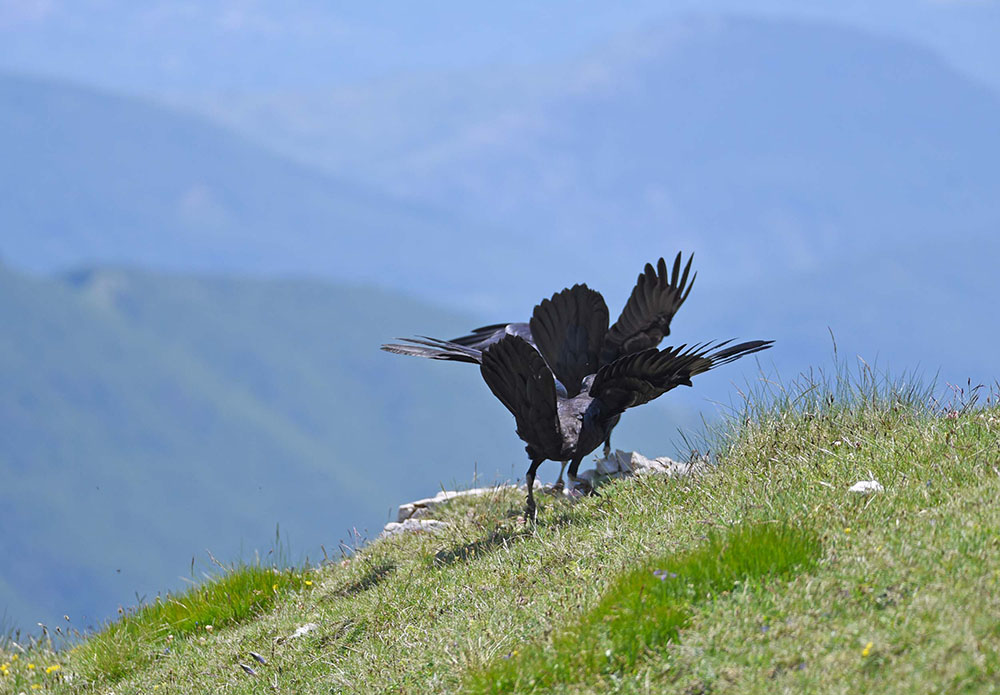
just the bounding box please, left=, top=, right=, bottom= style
left=4, top=374, right=1000, bottom=694
left=0, top=262, right=704, bottom=633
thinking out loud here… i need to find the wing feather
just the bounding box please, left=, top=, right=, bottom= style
left=601, top=252, right=696, bottom=364
left=591, top=339, right=773, bottom=415
left=480, top=335, right=562, bottom=456
left=529, top=284, right=609, bottom=397
left=448, top=322, right=532, bottom=349
left=381, top=336, right=483, bottom=363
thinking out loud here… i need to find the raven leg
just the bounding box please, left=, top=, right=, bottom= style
left=567, top=456, right=583, bottom=481
left=524, top=459, right=545, bottom=520
left=566, top=456, right=596, bottom=496
left=552, top=462, right=567, bottom=492
left=603, top=435, right=612, bottom=459
left=566, top=456, right=585, bottom=494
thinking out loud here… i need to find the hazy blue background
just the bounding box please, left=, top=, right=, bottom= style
left=2, top=1, right=998, bottom=634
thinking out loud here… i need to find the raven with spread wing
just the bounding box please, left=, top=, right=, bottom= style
left=478, top=284, right=771, bottom=517
left=381, top=253, right=696, bottom=458
left=383, top=269, right=772, bottom=518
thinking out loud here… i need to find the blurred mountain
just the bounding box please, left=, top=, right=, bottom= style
left=0, top=71, right=526, bottom=313
left=0, top=264, right=508, bottom=631
left=173, top=18, right=1000, bottom=289
left=371, top=17, right=1000, bottom=286
left=171, top=16, right=1000, bottom=385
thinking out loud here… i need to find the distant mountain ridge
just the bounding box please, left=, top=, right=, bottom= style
left=0, top=71, right=527, bottom=312
left=362, top=16, right=1000, bottom=287
left=162, top=16, right=1000, bottom=387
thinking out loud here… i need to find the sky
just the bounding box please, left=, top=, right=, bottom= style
left=1, top=1, right=999, bottom=93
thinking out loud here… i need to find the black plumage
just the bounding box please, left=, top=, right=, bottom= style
left=478, top=285, right=771, bottom=517
left=381, top=260, right=772, bottom=518
left=381, top=253, right=696, bottom=452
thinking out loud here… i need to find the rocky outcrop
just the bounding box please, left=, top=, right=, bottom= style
left=576, top=450, right=708, bottom=486
left=381, top=451, right=705, bottom=537
left=380, top=518, right=451, bottom=537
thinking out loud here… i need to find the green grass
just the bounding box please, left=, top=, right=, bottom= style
left=466, top=523, right=821, bottom=693
left=70, top=565, right=310, bottom=686
left=5, top=362, right=1000, bottom=693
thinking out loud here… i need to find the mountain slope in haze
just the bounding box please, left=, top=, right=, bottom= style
left=0, top=72, right=526, bottom=311
left=0, top=265, right=516, bottom=633
left=0, top=264, right=704, bottom=634
left=162, top=17, right=1000, bottom=390
left=370, top=16, right=1000, bottom=286
left=195, top=15, right=1000, bottom=390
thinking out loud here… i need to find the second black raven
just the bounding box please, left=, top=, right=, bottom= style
left=478, top=284, right=772, bottom=517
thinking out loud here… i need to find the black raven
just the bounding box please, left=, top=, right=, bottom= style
left=381, top=253, right=696, bottom=462
left=478, top=284, right=772, bottom=517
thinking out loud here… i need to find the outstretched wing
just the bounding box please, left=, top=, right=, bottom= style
left=381, top=336, right=483, bottom=364
left=601, top=253, right=696, bottom=365
left=529, top=284, right=609, bottom=397
left=448, top=322, right=533, bottom=350
left=590, top=339, right=773, bottom=416
left=480, top=335, right=562, bottom=456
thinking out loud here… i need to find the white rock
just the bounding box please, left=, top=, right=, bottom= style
left=397, top=486, right=512, bottom=522
left=380, top=518, right=450, bottom=538
left=289, top=623, right=318, bottom=639
left=579, top=450, right=707, bottom=485
left=849, top=480, right=884, bottom=494
left=596, top=453, right=625, bottom=476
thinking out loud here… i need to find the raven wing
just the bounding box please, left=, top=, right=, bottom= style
left=480, top=335, right=563, bottom=457
left=448, top=322, right=533, bottom=350
left=529, top=284, right=609, bottom=397
left=601, top=253, right=696, bottom=365
left=381, top=336, right=483, bottom=364
left=590, top=339, right=773, bottom=416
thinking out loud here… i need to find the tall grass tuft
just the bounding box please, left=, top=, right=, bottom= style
left=71, top=565, right=307, bottom=685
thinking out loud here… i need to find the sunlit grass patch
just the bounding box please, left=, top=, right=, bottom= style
left=465, top=522, right=821, bottom=693
left=70, top=565, right=309, bottom=685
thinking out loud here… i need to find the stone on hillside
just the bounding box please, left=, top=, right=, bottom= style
left=848, top=480, right=884, bottom=494
left=396, top=486, right=511, bottom=522
left=380, top=518, right=450, bottom=538
left=578, top=450, right=708, bottom=487
left=389, top=452, right=704, bottom=529
left=288, top=623, right=318, bottom=640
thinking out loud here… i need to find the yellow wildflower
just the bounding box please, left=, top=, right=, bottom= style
left=46, top=664, right=61, bottom=674
left=11, top=654, right=18, bottom=661
left=304, top=580, right=313, bottom=586
left=844, top=527, right=851, bottom=534
left=28, top=662, right=36, bottom=670
left=862, top=641, right=873, bottom=657
left=272, top=583, right=278, bottom=592
left=31, top=684, right=42, bottom=690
